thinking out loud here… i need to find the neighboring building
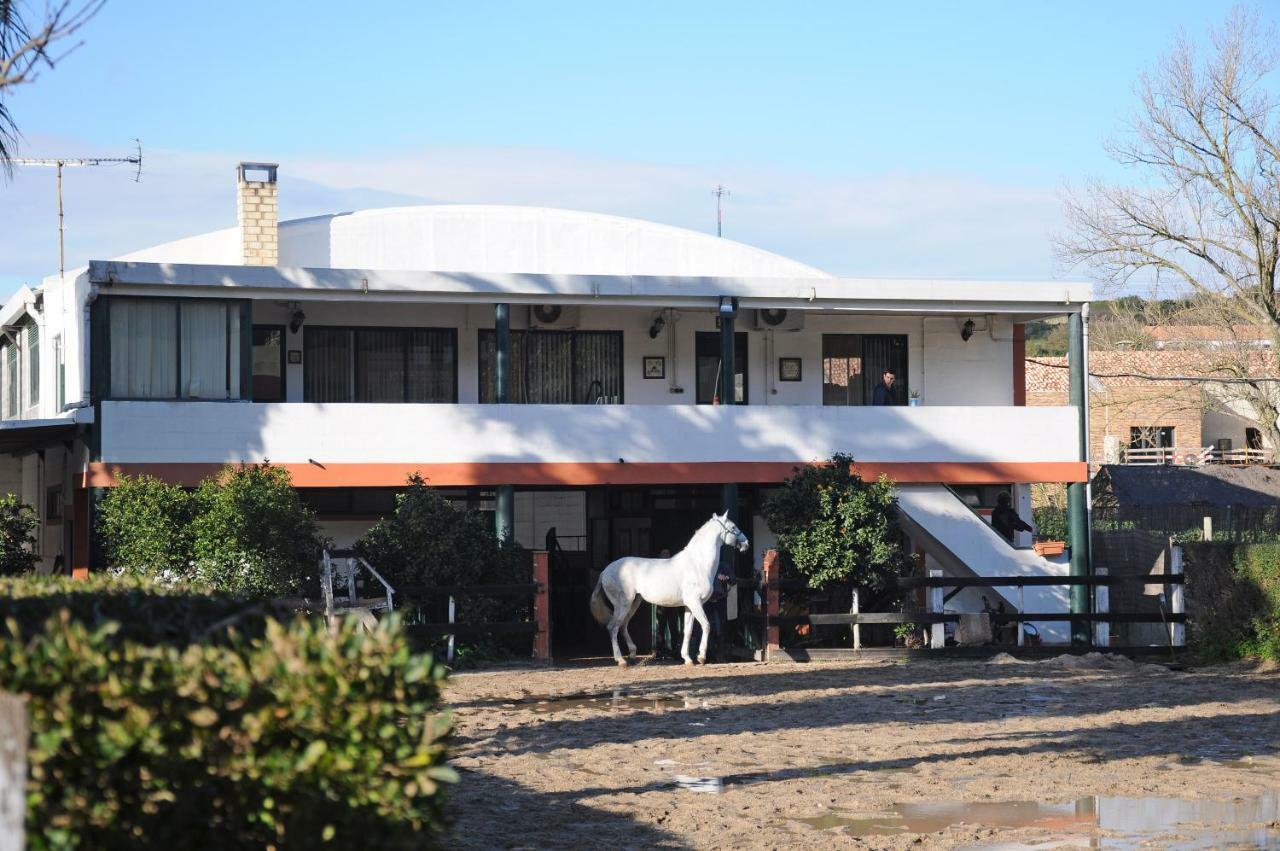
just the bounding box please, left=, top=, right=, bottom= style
left=1026, top=350, right=1271, bottom=466
left=2, top=163, right=1092, bottom=651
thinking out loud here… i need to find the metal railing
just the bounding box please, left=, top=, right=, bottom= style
left=320, top=549, right=395, bottom=626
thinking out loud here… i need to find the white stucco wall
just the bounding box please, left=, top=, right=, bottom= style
left=99, top=401, right=1080, bottom=467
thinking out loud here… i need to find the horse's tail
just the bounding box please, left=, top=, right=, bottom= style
left=589, top=578, right=613, bottom=625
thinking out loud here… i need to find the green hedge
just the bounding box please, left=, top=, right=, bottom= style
left=0, top=578, right=453, bottom=850
left=1184, top=541, right=1280, bottom=662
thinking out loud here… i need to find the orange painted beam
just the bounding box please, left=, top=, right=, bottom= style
left=85, top=459, right=1089, bottom=488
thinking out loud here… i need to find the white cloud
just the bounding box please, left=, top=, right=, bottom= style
left=1, top=137, right=1068, bottom=297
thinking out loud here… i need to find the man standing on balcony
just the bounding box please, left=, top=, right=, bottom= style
left=872, top=369, right=899, bottom=406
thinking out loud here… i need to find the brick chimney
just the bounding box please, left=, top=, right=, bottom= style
left=237, top=162, right=279, bottom=266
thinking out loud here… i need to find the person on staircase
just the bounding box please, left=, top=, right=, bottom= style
left=991, top=491, right=1034, bottom=544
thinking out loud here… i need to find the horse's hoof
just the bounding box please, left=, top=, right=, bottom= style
left=697, top=656, right=706, bottom=665
left=683, top=660, right=694, bottom=667
left=616, top=659, right=628, bottom=667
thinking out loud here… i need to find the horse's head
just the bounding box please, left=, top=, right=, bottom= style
left=712, top=511, right=750, bottom=552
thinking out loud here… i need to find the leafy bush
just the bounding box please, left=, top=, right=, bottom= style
left=189, top=464, right=323, bottom=597
left=97, top=464, right=323, bottom=597
left=761, top=453, right=912, bottom=591
left=1185, top=542, right=1280, bottom=662
left=0, top=493, right=38, bottom=576
left=357, top=476, right=528, bottom=656
left=97, top=474, right=193, bottom=581
left=1231, top=543, right=1280, bottom=661
left=0, top=577, right=453, bottom=850
left=357, top=475, right=521, bottom=588
left=1031, top=506, right=1068, bottom=541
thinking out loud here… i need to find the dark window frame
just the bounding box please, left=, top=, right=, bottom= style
left=695, top=331, right=749, bottom=405
left=821, top=333, right=910, bottom=406
left=91, top=296, right=253, bottom=402
left=1128, top=426, right=1175, bottom=449
left=251, top=324, right=288, bottom=402
left=477, top=328, right=625, bottom=404
left=303, top=325, right=459, bottom=404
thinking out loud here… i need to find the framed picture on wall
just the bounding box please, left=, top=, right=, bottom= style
left=287, top=349, right=303, bottom=365
left=779, top=357, right=802, bottom=382
left=643, top=356, right=665, bottom=379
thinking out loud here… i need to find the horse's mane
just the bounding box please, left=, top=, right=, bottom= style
left=674, top=516, right=721, bottom=559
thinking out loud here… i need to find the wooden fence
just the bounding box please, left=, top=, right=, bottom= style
left=753, top=549, right=1186, bottom=661
left=396, top=551, right=552, bottom=662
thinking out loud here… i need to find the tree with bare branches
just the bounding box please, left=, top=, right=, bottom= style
left=0, top=0, right=104, bottom=169
left=1060, top=8, right=1280, bottom=447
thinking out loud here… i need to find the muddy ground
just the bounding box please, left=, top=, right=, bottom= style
left=442, top=655, right=1280, bottom=849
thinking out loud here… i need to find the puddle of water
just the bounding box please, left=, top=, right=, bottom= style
left=673, top=775, right=723, bottom=794
left=516, top=688, right=690, bottom=714
left=786, top=792, right=1280, bottom=848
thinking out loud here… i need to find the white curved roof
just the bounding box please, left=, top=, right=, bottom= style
left=115, top=205, right=832, bottom=279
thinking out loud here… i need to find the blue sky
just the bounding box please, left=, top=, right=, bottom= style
left=0, top=0, right=1252, bottom=296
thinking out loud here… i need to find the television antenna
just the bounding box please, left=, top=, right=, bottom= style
left=11, top=139, right=143, bottom=280
left=712, top=184, right=730, bottom=238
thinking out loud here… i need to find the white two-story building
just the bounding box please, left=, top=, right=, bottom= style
left=2, top=163, right=1091, bottom=651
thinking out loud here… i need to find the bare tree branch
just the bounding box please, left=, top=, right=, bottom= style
left=1058, top=7, right=1280, bottom=446
left=0, top=0, right=106, bottom=170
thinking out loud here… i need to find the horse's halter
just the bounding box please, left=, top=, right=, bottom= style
left=712, top=515, right=749, bottom=550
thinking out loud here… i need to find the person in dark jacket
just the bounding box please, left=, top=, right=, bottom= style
left=991, top=491, right=1034, bottom=543
left=871, top=369, right=899, bottom=406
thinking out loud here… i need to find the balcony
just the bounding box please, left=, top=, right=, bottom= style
left=1120, top=446, right=1276, bottom=467
left=92, top=401, right=1085, bottom=487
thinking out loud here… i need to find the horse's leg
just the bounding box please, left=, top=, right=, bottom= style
left=685, top=597, right=712, bottom=664
left=606, top=592, right=633, bottom=666
left=680, top=609, right=694, bottom=666
left=620, top=597, right=644, bottom=662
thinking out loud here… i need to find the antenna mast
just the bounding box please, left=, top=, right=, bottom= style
left=712, top=184, right=730, bottom=238
left=11, top=140, right=143, bottom=280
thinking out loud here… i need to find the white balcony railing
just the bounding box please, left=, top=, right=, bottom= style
left=1121, top=446, right=1275, bottom=466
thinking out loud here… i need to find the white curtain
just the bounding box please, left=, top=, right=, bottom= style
left=181, top=302, right=230, bottom=399
left=110, top=300, right=177, bottom=398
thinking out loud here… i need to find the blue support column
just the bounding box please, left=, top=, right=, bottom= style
left=1067, top=308, right=1092, bottom=644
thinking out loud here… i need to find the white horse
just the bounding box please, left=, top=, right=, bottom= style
left=590, top=512, right=749, bottom=666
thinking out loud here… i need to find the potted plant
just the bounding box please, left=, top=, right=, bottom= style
left=909, top=390, right=921, bottom=407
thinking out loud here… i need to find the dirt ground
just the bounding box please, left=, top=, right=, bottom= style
left=442, top=655, right=1280, bottom=849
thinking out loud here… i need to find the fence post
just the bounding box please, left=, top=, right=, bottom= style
left=851, top=588, right=861, bottom=651
left=0, top=692, right=25, bottom=851
left=929, top=569, right=945, bottom=649
left=320, top=551, right=336, bottom=633
left=446, top=595, right=457, bottom=665
left=1170, top=544, right=1185, bottom=647
left=532, top=551, right=552, bottom=663
left=1094, top=568, right=1109, bottom=648
left=762, top=550, right=781, bottom=660
left=1202, top=515, right=1213, bottom=541
left=1017, top=585, right=1026, bottom=647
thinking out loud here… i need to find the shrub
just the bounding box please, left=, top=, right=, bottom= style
left=1185, top=541, right=1280, bottom=662
left=760, top=453, right=912, bottom=591
left=97, top=474, right=193, bottom=581
left=189, top=464, right=323, bottom=597
left=357, top=475, right=521, bottom=588
left=0, top=494, right=38, bottom=576
left=97, top=464, right=323, bottom=598
left=357, top=476, right=528, bottom=657
left=0, top=578, right=453, bottom=850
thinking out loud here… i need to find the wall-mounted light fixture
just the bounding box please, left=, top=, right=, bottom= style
left=648, top=313, right=667, bottom=339
left=960, top=319, right=975, bottom=342
left=289, top=308, right=306, bottom=334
